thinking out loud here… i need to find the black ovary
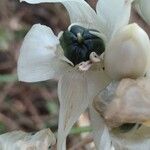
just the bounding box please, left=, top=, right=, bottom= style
left=59, top=25, right=105, bottom=65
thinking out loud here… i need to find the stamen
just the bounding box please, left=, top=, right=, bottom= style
left=77, top=33, right=84, bottom=44
left=58, top=31, right=64, bottom=39
left=78, top=61, right=92, bottom=71
left=90, top=52, right=101, bottom=63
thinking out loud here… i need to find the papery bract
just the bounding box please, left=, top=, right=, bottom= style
left=0, top=129, right=56, bottom=150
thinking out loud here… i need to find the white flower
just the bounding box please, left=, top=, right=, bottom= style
left=17, top=0, right=133, bottom=149
left=133, top=0, right=150, bottom=25
left=0, top=129, right=56, bottom=150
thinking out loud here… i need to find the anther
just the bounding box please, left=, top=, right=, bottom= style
left=90, top=52, right=101, bottom=63
left=78, top=61, right=92, bottom=71
left=77, top=33, right=84, bottom=44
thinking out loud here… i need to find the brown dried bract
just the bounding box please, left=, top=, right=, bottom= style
left=93, top=78, right=150, bottom=128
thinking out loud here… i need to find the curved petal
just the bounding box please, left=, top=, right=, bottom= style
left=0, top=129, right=56, bottom=150
left=86, top=69, right=111, bottom=101
left=96, top=0, right=133, bottom=41
left=89, top=103, right=112, bottom=150
left=18, top=24, right=70, bottom=82
left=20, top=0, right=100, bottom=30
left=57, top=67, right=110, bottom=150
left=133, top=0, right=150, bottom=25
left=62, top=1, right=100, bottom=30
left=57, top=71, right=89, bottom=150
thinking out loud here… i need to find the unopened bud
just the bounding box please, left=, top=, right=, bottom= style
left=104, top=23, right=150, bottom=80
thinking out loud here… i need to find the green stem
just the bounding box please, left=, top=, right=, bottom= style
left=69, top=126, right=92, bottom=135
left=54, top=126, right=92, bottom=136
left=0, top=74, right=17, bottom=82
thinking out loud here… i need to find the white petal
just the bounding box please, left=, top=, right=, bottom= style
left=133, top=0, right=150, bottom=25
left=89, top=105, right=112, bottom=150
left=86, top=69, right=111, bottom=101
left=57, top=71, right=89, bottom=150
left=57, top=67, right=110, bottom=150
left=18, top=24, right=71, bottom=82
left=21, top=0, right=100, bottom=30
left=62, top=1, right=100, bottom=30
left=96, top=0, right=133, bottom=41
left=104, top=23, right=150, bottom=80
left=0, top=129, right=56, bottom=150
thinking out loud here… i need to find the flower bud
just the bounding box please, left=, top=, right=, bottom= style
left=104, top=23, right=150, bottom=80
left=134, top=0, right=150, bottom=25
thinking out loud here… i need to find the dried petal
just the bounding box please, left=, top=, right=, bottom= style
left=94, top=78, right=150, bottom=128
left=0, top=129, right=56, bottom=150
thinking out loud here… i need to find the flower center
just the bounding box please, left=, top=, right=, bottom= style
left=59, top=25, right=105, bottom=65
